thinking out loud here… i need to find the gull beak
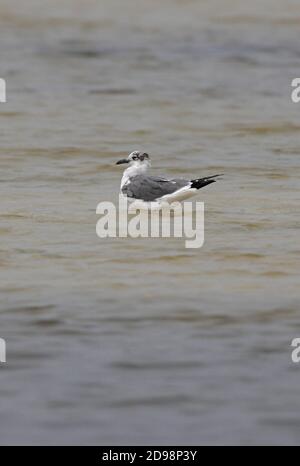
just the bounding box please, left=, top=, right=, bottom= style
left=116, top=158, right=129, bottom=165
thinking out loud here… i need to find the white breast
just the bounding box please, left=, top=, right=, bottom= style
left=120, top=162, right=150, bottom=191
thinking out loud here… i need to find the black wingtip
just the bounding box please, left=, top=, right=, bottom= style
left=190, top=174, right=223, bottom=190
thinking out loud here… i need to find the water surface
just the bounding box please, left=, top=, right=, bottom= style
left=0, top=0, right=300, bottom=445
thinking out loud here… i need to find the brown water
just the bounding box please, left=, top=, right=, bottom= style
left=0, top=0, right=300, bottom=445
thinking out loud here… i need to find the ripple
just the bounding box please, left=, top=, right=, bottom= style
left=111, top=394, right=191, bottom=408
left=227, top=124, right=300, bottom=135
left=3, top=305, right=56, bottom=315
left=112, top=360, right=205, bottom=371
left=89, top=88, right=137, bottom=96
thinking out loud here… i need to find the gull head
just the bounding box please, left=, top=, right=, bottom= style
left=116, top=151, right=151, bottom=168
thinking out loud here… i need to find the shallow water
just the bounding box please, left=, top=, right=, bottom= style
left=0, top=0, right=300, bottom=445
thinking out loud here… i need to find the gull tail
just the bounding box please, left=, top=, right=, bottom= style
left=190, top=174, right=223, bottom=190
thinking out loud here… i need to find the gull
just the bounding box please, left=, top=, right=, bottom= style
left=116, top=151, right=222, bottom=205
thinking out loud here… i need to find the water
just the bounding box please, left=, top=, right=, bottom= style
left=0, top=0, right=300, bottom=445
